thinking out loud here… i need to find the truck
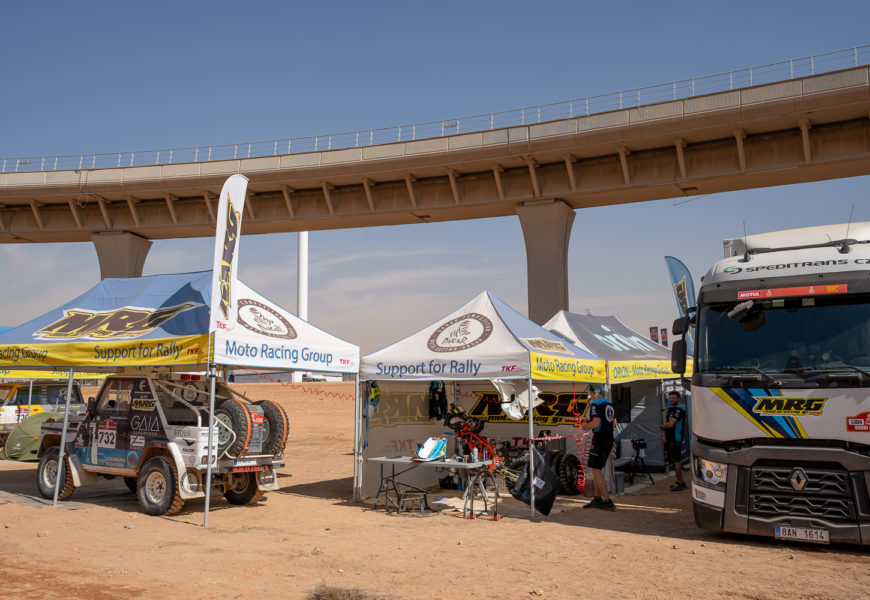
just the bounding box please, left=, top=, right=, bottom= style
left=35, top=371, right=289, bottom=516
left=0, top=380, right=85, bottom=446
left=671, top=222, right=870, bottom=545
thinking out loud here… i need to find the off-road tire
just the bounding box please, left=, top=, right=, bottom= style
left=36, top=447, right=75, bottom=500
left=136, top=457, right=184, bottom=516
left=223, top=471, right=263, bottom=505
left=124, top=476, right=137, bottom=493
left=254, top=400, right=289, bottom=454
left=558, top=454, right=582, bottom=496
left=215, top=399, right=252, bottom=457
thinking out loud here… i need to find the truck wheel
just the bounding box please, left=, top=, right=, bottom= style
left=223, top=471, right=263, bottom=505
left=124, top=476, right=137, bottom=493
left=558, top=454, right=582, bottom=496
left=137, top=457, right=184, bottom=516
left=254, top=400, right=289, bottom=455
left=36, top=447, right=75, bottom=500
left=214, top=399, right=251, bottom=457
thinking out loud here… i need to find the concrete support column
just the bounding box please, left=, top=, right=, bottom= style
left=516, top=199, right=575, bottom=324
left=91, top=232, right=152, bottom=279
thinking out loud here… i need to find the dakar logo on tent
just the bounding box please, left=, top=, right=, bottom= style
left=522, top=338, right=572, bottom=355
left=218, top=195, right=241, bottom=320
left=427, top=313, right=493, bottom=353
left=237, top=299, right=297, bottom=339
left=34, top=303, right=198, bottom=340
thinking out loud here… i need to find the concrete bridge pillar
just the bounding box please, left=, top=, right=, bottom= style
left=516, top=200, right=575, bottom=324
left=90, top=232, right=152, bottom=279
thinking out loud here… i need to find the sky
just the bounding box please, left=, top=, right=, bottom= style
left=1, top=2, right=870, bottom=354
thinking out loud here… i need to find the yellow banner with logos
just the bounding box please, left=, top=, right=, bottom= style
left=607, top=359, right=693, bottom=384
left=0, top=369, right=108, bottom=380
left=0, top=335, right=210, bottom=368
left=530, top=352, right=607, bottom=383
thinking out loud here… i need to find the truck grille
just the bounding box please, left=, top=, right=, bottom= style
left=748, top=466, right=855, bottom=522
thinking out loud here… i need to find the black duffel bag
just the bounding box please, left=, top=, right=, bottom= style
left=509, top=446, right=561, bottom=516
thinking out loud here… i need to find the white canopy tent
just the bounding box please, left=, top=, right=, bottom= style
left=359, top=291, right=605, bottom=517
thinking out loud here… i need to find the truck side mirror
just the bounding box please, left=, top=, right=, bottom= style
left=671, top=339, right=687, bottom=375
left=672, top=315, right=691, bottom=336
left=87, top=397, right=97, bottom=417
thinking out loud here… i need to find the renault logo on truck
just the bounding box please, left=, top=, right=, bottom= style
left=790, top=468, right=808, bottom=491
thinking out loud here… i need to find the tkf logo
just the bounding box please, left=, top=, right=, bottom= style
left=752, top=397, right=827, bottom=416
left=522, top=338, right=571, bottom=354
left=35, top=303, right=197, bottom=340
left=218, top=195, right=241, bottom=320
left=468, top=392, right=588, bottom=425
left=237, top=299, right=297, bottom=339
left=846, top=412, right=870, bottom=432
left=427, top=313, right=493, bottom=353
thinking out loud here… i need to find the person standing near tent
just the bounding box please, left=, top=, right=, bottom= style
left=661, top=390, right=687, bottom=491
left=581, top=386, right=617, bottom=511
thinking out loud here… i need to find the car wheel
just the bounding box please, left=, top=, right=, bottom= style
left=36, top=447, right=75, bottom=500
left=558, top=454, right=582, bottom=496
left=214, top=399, right=251, bottom=457
left=223, top=471, right=263, bottom=505
left=254, top=400, right=289, bottom=455
left=136, top=457, right=184, bottom=516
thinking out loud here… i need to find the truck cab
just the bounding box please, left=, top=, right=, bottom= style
left=0, top=379, right=85, bottom=444
left=673, top=222, right=870, bottom=545
left=36, top=371, right=289, bottom=516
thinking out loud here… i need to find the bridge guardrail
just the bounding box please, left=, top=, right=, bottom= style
left=2, top=45, right=869, bottom=174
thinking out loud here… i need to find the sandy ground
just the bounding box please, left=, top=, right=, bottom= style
left=0, top=382, right=868, bottom=600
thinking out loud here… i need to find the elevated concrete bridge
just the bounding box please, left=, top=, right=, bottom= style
left=3, top=64, right=870, bottom=322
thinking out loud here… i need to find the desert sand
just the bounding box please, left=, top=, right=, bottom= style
left=0, top=382, right=867, bottom=600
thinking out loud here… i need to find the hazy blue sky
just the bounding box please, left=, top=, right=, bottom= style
left=2, top=2, right=869, bottom=352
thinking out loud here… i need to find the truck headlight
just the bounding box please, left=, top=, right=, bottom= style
left=695, top=458, right=727, bottom=487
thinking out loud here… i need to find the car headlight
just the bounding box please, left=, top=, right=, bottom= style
left=695, top=458, right=727, bottom=486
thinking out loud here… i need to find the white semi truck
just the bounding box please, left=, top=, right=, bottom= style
left=671, top=222, right=870, bottom=545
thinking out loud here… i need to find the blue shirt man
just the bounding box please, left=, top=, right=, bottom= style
left=661, top=390, right=687, bottom=491
left=581, top=386, right=617, bottom=511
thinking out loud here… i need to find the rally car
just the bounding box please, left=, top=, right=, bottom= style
left=35, top=371, right=289, bottom=515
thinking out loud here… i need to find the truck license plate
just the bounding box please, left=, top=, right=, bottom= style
left=775, top=526, right=829, bottom=544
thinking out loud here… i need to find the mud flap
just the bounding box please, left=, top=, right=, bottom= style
left=165, top=442, right=201, bottom=499
left=67, top=452, right=98, bottom=487
left=256, top=467, right=280, bottom=491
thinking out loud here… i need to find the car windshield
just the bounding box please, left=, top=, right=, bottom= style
left=697, top=293, right=870, bottom=374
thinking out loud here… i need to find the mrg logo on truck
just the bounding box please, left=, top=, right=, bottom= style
left=752, top=396, right=827, bottom=417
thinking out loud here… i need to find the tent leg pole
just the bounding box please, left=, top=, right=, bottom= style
left=528, top=376, right=535, bottom=520
left=352, top=375, right=360, bottom=503
left=53, top=368, right=75, bottom=507
left=204, top=364, right=217, bottom=527
left=27, top=380, right=33, bottom=415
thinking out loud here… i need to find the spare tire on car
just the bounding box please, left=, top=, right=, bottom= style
left=254, top=400, right=289, bottom=455
left=214, top=398, right=252, bottom=457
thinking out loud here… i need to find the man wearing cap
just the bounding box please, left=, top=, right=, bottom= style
left=581, top=386, right=618, bottom=511
left=661, top=390, right=687, bottom=491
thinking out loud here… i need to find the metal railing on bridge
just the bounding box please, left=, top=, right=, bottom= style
left=3, top=45, right=869, bottom=174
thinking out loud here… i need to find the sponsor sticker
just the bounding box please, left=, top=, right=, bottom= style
left=131, top=399, right=157, bottom=411
left=522, top=338, right=571, bottom=354
left=737, top=284, right=847, bottom=300
left=846, top=412, right=870, bottom=432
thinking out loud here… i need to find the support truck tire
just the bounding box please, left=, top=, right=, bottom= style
left=215, top=399, right=252, bottom=457
left=137, top=457, right=184, bottom=516
left=37, top=447, right=75, bottom=501
left=254, top=400, right=289, bottom=455
left=223, top=471, right=263, bottom=505
left=558, top=454, right=582, bottom=496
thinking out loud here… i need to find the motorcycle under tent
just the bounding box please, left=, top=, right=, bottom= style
left=544, top=311, right=691, bottom=474
left=0, top=175, right=360, bottom=526
left=358, top=291, right=606, bottom=518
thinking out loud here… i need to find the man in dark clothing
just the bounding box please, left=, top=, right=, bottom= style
left=661, top=390, right=687, bottom=491
left=581, top=386, right=618, bottom=510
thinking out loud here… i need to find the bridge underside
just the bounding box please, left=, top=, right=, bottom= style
left=2, top=67, right=870, bottom=321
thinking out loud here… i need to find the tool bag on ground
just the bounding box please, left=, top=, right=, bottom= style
left=509, top=446, right=561, bottom=515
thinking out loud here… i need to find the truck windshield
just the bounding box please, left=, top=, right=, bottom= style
left=697, top=293, right=870, bottom=374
